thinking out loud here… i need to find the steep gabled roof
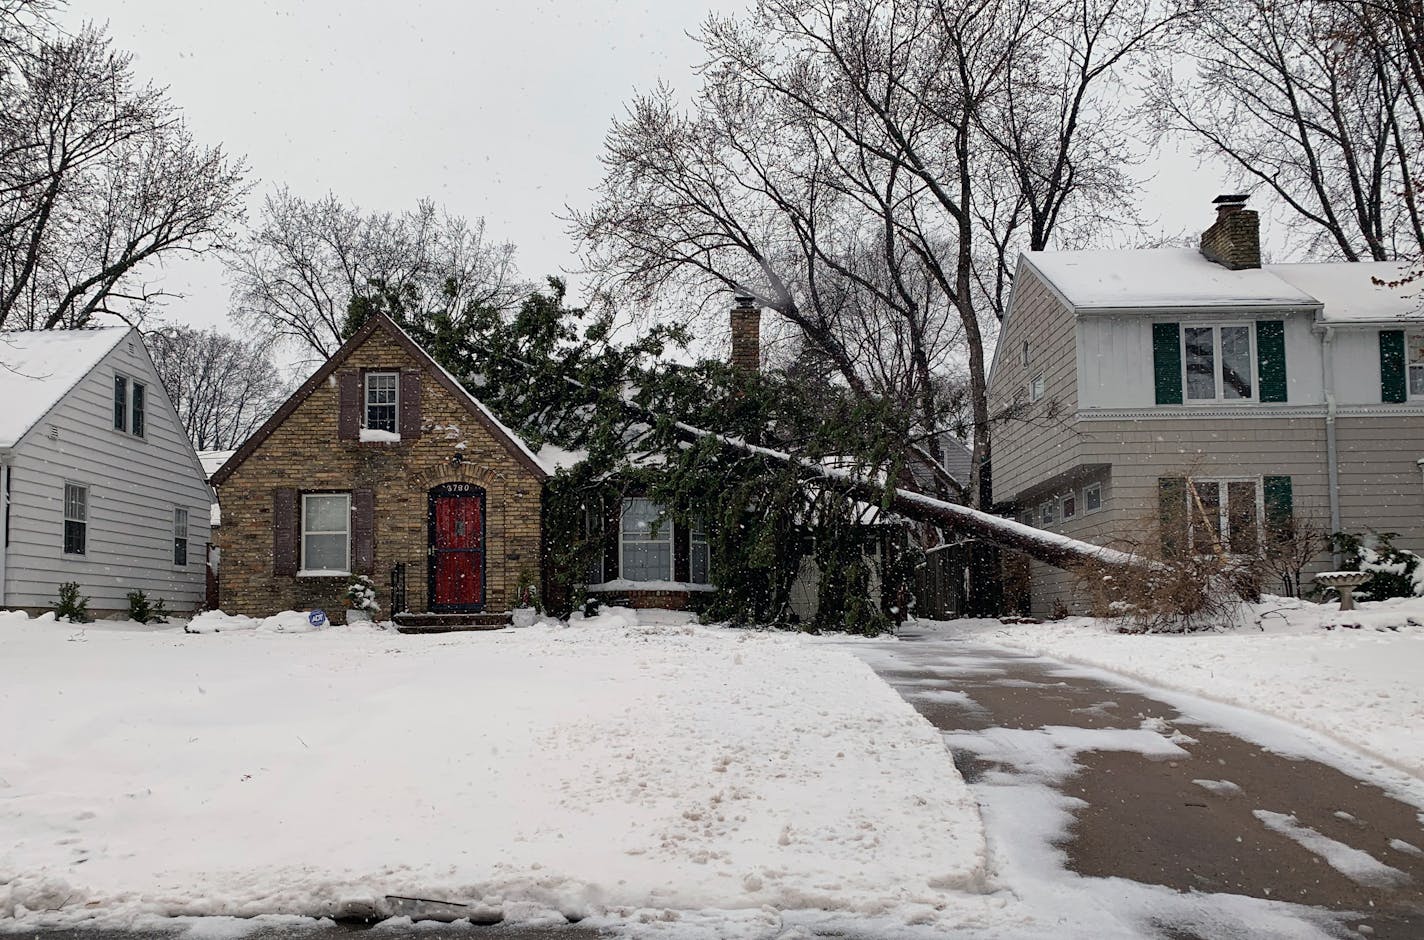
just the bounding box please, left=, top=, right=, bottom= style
left=0, top=327, right=132, bottom=450
left=210, top=314, right=548, bottom=485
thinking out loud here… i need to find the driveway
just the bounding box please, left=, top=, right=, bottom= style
left=841, top=630, right=1424, bottom=939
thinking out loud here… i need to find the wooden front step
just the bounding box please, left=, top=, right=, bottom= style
left=393, top=611, right=512, bottom=633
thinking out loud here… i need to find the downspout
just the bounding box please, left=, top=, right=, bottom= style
left=0, top=458, right=8, bottom=607
left=1321, top=324, right=1343, bottom=565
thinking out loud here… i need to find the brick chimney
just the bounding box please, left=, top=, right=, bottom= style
left=730, top=292, right=761, bottom=371
left=1200, top=193, right=1261, bottom=270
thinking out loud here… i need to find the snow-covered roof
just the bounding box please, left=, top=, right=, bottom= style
left=1022, top=248, right=1317, bottom=310
left=197, top=449, right=235, bottom=479
left=197, top=449, right=234, bottom=526
left=1266, top=262, right=1423, bottom=323
left=0, top=327, right=130, bottom=449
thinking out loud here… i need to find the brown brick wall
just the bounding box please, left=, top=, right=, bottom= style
left=216, top=328, right=544, bottom=619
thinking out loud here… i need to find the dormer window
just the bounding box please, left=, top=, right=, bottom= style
left=365, top=372, right=399, bottom=433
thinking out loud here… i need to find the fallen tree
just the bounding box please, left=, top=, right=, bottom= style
left=668, top=420, right=1140, bottom=571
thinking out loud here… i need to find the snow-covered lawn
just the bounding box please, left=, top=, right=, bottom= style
left=929, top=596, right=1424, bottom=779
left=0, top=609, right=984, bottom=931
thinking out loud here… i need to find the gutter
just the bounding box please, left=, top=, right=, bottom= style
left=1320, top=325, right=1343, bottom=564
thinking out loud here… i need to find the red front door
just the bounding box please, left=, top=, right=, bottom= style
left=429, top=484, right=484, bottom=611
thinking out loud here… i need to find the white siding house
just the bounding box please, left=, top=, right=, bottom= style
left=0, top=327, right=212, bottom=616
left=987, top=195, right=1424, bottom=615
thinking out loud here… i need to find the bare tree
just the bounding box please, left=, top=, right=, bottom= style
left=575, top=0, right=1182, bottom=509
left=1154, top=0, right=1424, bottom=262
left=228, top=190, right=524, bottom=358
left=145, top=325, right=290, bottom=451
left=0, top=16, right=248, bottom=330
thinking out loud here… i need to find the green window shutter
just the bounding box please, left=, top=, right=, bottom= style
left=1158, top=477, right=1187, bottom=553
left=1256, top=320, right=1287, bottom=402
left=1152, top=323, right=1183, bottom=405
left=1380, top=329, right=1407, bottom=403
left=1263, top=476, right=1293, bottom=537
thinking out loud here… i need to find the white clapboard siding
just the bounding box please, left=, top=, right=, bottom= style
left=3, top=329, right=212, bottom=613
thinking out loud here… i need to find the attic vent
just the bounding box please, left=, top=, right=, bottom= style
left=126, top=341, right=135, bottom=355
left=47, top=424, right=60, bottom=440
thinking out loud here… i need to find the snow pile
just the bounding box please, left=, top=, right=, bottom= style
left=930, top=596, right=1424, bottom=778
left=0, top=615, right=984, bottom=930
left=183, top=610, right=332, bottom=633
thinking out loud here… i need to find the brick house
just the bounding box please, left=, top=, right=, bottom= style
left=209, top=314, right=547, bottom=626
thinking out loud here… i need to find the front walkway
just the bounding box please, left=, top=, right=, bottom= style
left=841, top=630, right=1424, bottom=939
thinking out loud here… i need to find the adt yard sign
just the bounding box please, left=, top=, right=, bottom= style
left=308, top=609, right=328, bottom=628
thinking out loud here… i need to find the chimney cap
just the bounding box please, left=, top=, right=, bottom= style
left=732, top=290, right=758, bottom=308
left=1213, top=193, right=1250, bottom=206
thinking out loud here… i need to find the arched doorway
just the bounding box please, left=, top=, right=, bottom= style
left=427, top=482, right=486, bottom=612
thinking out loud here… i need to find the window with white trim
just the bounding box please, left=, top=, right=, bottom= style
left=131, top=381, right=145, bottom=437
left=1039, top=501, right=1056, bottom=526
left=1408, top=332, right=1424, bottom=398
left=173, top=507, right=189, bottom=566
left=1029, top=373, right=1046, bottom=402
left=1183, top=324, right=1255, bottom=402
left=301, top=493, right=350, bottom=574
left=63, top=483, right=87, bottom=555
left=1084, top=482, right=1103, bottom=513
left=620, top=497, right=672, bottom=582
left=113, top=375, right=127, bottom=431
left=1186, top=478, right=1260, bottom=554
left=1020, top=340, right=1030, bottom=368
left=1061, top=492, right=1077, bottom=520
left=690, top=517, right=710, bottom=584
left=364, top=372, right=399, bottom=432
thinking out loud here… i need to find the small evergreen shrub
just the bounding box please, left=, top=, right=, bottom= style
left=514, top=569, right=542, bottom=612
left=126, top=589, right=168, bottom=624
left=1330, top=532, right=1423, bottom=600
left=54, top=582, right=91, bottom=623
left=344, top=574, right=381, bottom=613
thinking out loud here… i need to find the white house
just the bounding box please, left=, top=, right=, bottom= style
left=0, top=327, right=213, bottom=616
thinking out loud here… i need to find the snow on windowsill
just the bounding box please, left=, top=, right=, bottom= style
left=297, top=570, right=350, bottom=578
left=358, top=428, right=401, bottom=443
left=586, top=579, right=718, bottom=593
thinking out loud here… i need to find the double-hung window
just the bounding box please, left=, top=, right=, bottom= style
left=173, top=507, right=189, bottom=566
left=301, top=493, right=350, bottom=575
left=1186, top=479, right=1260, bottom=554
left=1183, top=325, right=1255, bottom=402
left=132, top=382, right=145, bottom=437
left=620, top=497, right=672, bottom=582
left=63, top=483, right=87, bottom=555
left=690, top=518, right=711, bottom=584
left=112, top=375, right=146, bottom=436
left=113, top=376, right=127, bottom=431
left=365, top=372, right=399, bottom=433
left=1084, top=482, right=1103, bottom=513
left=1408, top=332, right=1424, bottom=398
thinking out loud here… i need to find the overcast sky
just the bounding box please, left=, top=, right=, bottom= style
left=69, top=1, right=1232, bottom=343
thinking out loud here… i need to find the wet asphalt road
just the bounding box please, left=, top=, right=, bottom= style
left=848, top=630, right=1424, bottom=939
